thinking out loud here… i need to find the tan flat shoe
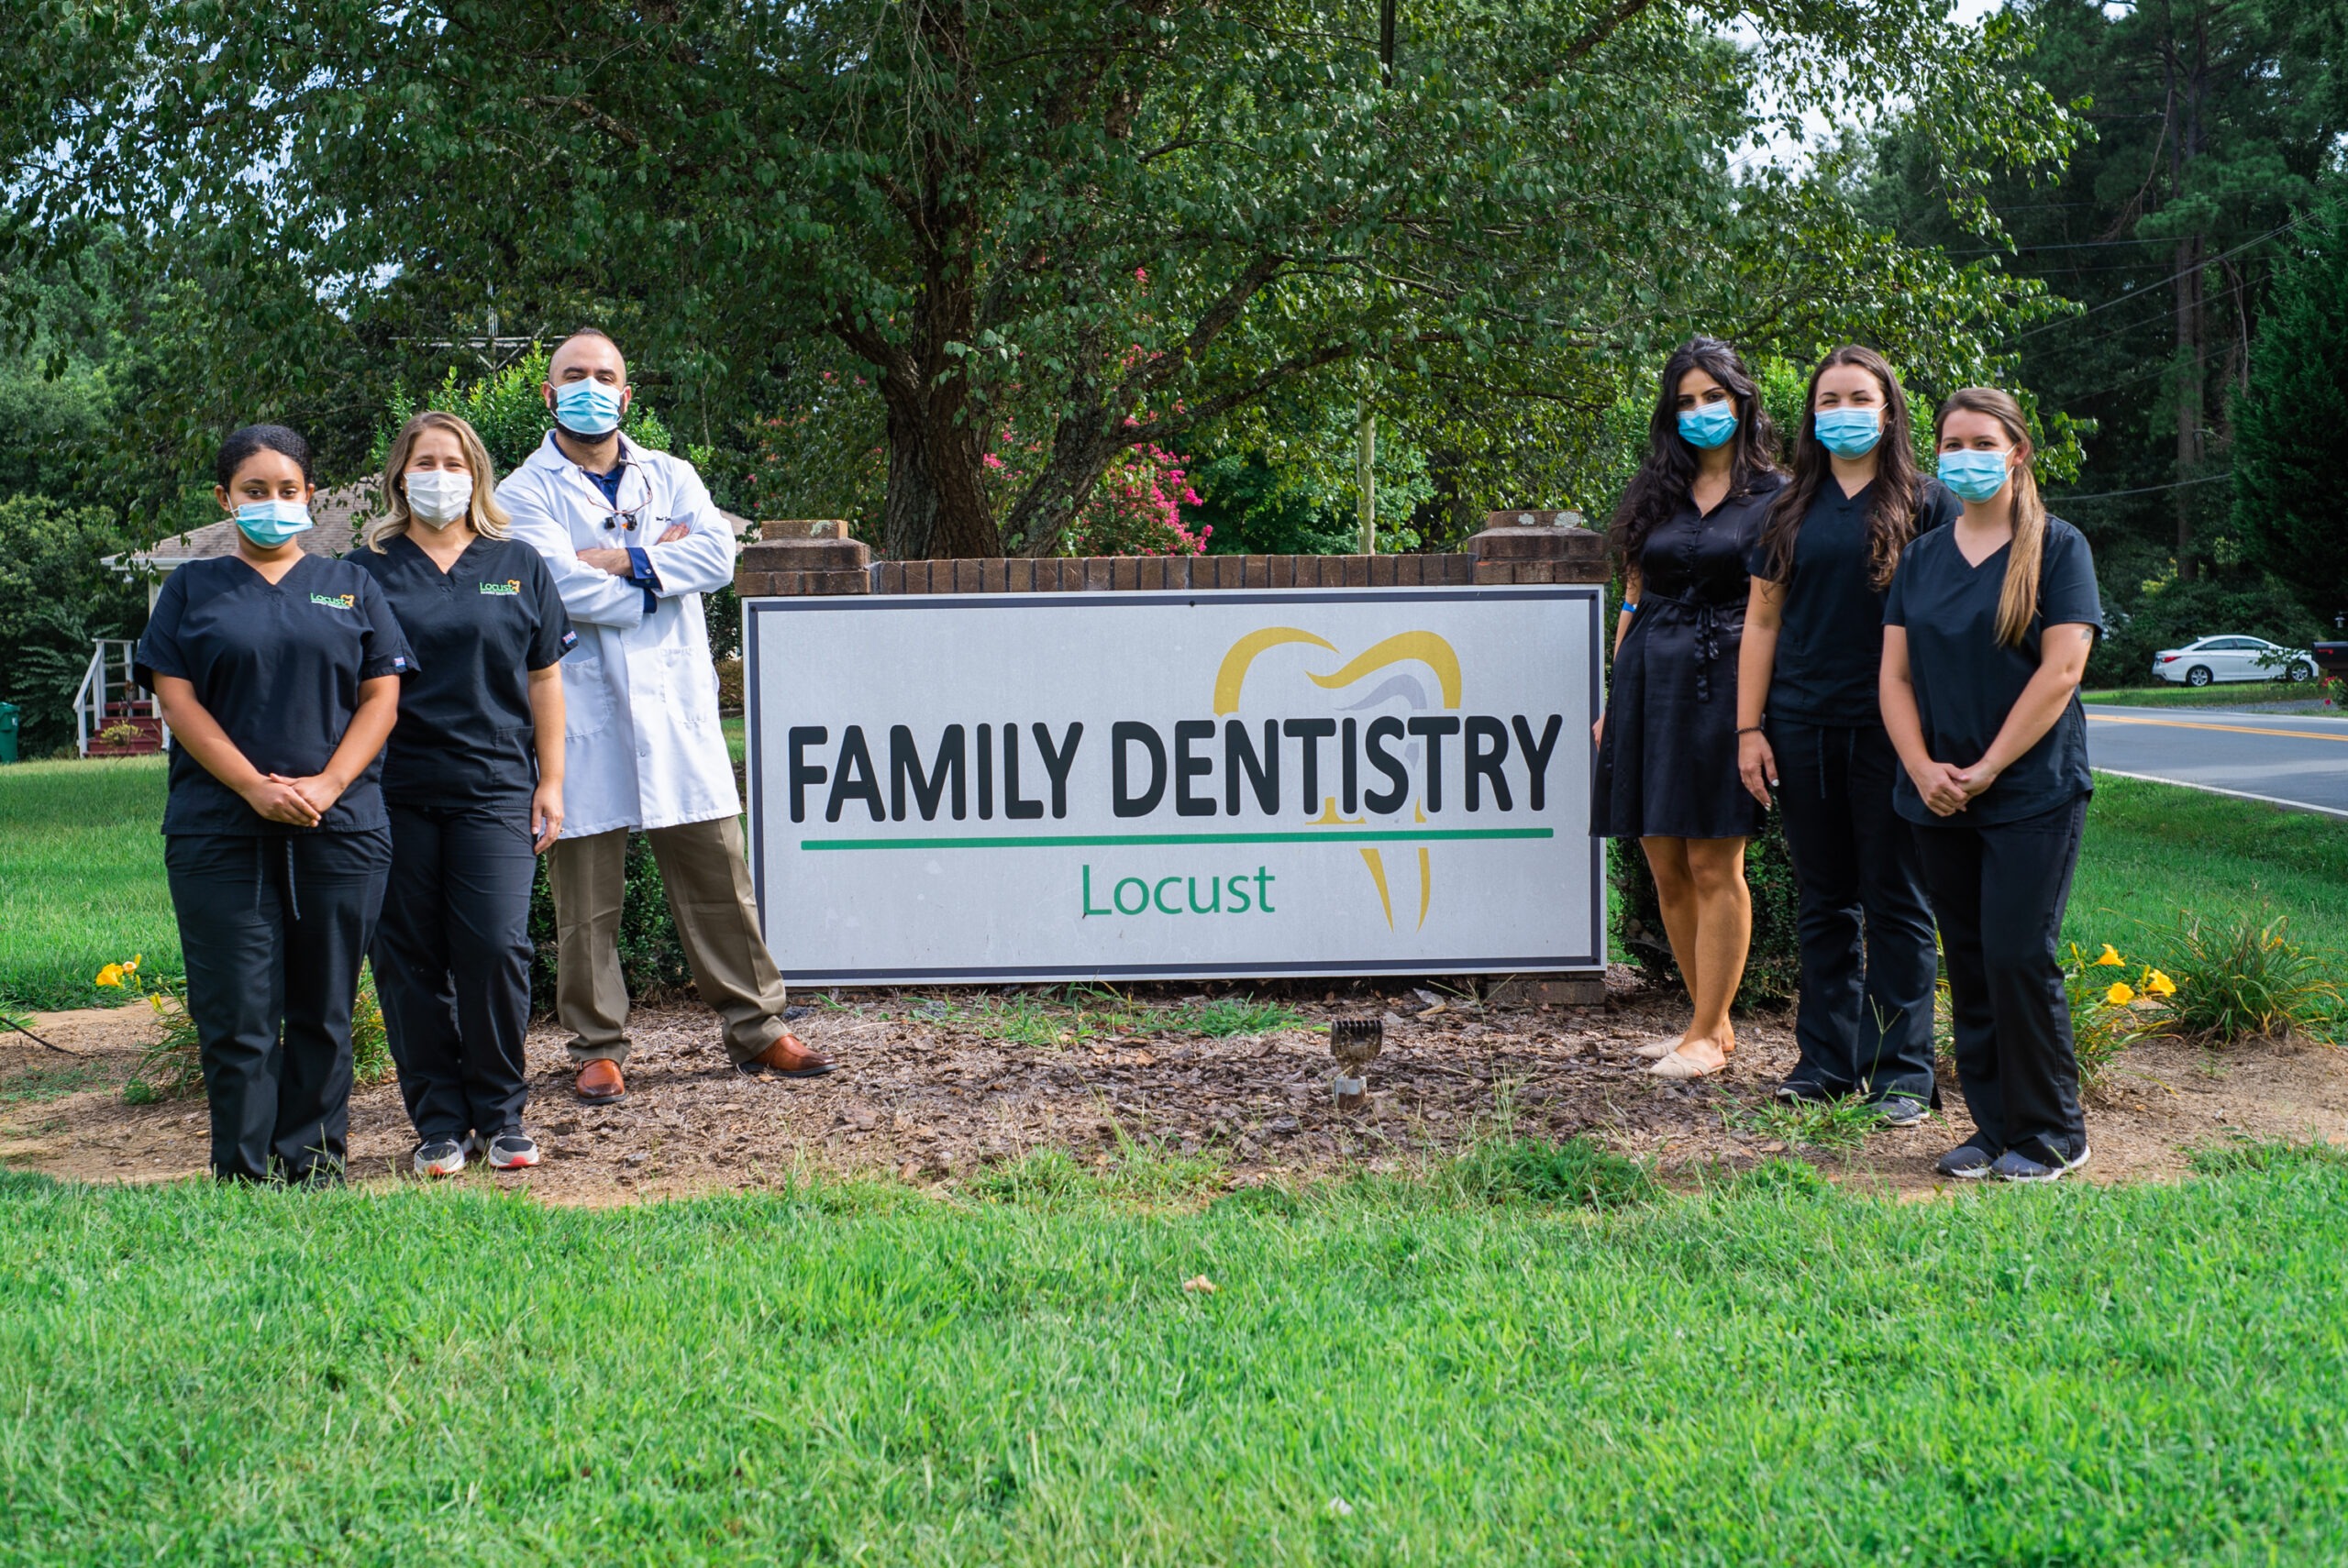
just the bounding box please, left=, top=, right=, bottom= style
left=1634, top=1037, right=1681, bottom=1060
left=1648, top=1047, right=1725, bottom=1080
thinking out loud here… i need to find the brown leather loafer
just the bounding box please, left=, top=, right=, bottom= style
left=741, top=1032, right=836, bottom=1078
left=575, top=1058, right=627, bottom=1104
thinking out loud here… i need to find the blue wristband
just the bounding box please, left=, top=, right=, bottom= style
left=1623, top=602, right=1639, bottom=615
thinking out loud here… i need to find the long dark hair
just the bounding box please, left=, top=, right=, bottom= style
left=1609, top=337, right=1778, bottom=569
left=1758, top=345, right=1922, bottom=591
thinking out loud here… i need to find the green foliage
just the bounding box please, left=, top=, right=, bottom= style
left=1733, top=1098, right=1880, bottom=1157
left=15, top=0, right=2077, bottom=560
left=0, top=494, right=150, bottom=756
left=1716, top=1156, right=1836, bottom=1200
left=2060, top=940, right=2171, bottom=1088
left=2088, top=567, right=2325, bottom=688
left=372, top=348, right=672, bottom=479
left=1611, top=814, right=1802, bottom=1005
left=1454, top=1134, right=1659, bottom=1209
left=526, top=836, right=691, bottom=1017
left=963, top=1141, right=1229, bottom=1208
left=2153, top=914, right=2341, bottom=1044
left=2236, top=203, right=2348, bottom=618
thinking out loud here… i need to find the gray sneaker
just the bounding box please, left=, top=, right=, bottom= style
left=486, top=1131, right=542, bottom=1170
left=1872, top=1095, right=1930, bottom=1128
left=1933, top=1136, right=1999, bottom=1180
left=414, top=1137, right=469, bottom=1178
left=1993, top=1134, right=2090, bottom=1184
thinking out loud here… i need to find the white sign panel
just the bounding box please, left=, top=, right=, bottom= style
left=745, top=587, right=1604, bottom=983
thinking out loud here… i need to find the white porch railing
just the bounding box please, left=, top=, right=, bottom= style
left=74, top=638, right=169, bottom=756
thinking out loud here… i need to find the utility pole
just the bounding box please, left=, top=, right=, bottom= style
left=1357, top=0, right=1396, bottom=557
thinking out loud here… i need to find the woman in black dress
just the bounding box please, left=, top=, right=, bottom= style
left=1736, top=346, right=1957, bottom=1121
left=1592, top=337, right=1783, bottom=1078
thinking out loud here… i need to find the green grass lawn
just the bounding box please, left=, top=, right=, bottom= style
left=2066, top=773, right=2348, bottom=956
left=5, top=1154, right=2347, bottom=1563
left=2082, top=682, right=2331, bottom=708
left=0, top=756, right=177, bottom=1011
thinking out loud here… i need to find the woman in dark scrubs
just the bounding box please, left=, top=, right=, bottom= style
left=138, top=425, right=412, bottom=1184
left=1592, top=337, right=1784, bottom=1079
left=355, top=411, right=573, bottom=1178
left=1737, top=346, right=1958, bottom=1121
left=1882, top=386, right=2102, bottom=1183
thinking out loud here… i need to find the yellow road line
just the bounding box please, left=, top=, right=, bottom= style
left=2084, top=712, right=2348, bottom=744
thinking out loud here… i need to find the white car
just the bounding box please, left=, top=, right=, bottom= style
left=2152, top=635, right=2317, bottom=687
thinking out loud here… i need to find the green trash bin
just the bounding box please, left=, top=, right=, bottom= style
left=0, top=701, right=17, bottom=764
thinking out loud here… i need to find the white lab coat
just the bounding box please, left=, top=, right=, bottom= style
left=500, top=431, right=740, bottom=838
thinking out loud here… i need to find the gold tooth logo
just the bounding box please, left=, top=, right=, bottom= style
left=479, top=579, right=523, bottom=596
left=1214, top=627, right=1461, bottom=931
left=308, top=592, right=356, bottom=610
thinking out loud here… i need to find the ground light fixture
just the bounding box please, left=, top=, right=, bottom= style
left=1330, top=1017, right=1384, bottom=1111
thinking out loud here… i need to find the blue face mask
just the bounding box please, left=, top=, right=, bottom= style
left=235, top=498, right=314, bottom=547
left=553, top=379, right=625, bottom=437
left=1813, top=406, right=1883, bottom=458
left=1938, top=448, right=2013, bottom=503
left=1677, top=401, right=1737, bottom=449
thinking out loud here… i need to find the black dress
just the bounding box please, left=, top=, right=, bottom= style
left=1591, top=472, right=1785, bottom=839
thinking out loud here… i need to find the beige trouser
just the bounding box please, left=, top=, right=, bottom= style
left=548, top=816, right=790, bottom=1066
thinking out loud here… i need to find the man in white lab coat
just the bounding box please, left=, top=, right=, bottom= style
left=500, top=328, right=835, bottom=1104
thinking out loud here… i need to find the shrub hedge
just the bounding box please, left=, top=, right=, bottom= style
left=1610, top=810, right=1802, bottom=1005
left=525, top=835, right=694, bottom=1017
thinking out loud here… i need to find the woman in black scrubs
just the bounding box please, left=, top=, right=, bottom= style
left=355, top=411, right=573, bottom=1178
left=1882, top=386, right=2102, bottom=1183
left=1737, top=346, right=1958, bottom=1121
left=1592, top=337, right=1784, bottom=1079
left=138, top=425, right=412, bottom=1183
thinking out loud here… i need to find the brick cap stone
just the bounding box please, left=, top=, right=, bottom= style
left=759, top=519, right=851, bottom=540
left=1483, top=509, right=1588, bottom=531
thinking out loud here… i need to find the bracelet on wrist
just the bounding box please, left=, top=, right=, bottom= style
left=1736, top=724, right=1766, bottom=736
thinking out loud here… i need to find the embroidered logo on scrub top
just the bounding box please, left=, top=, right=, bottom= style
left=481, top=580, right=523, bottom=597
left=309, top=592, right=357, bottom=610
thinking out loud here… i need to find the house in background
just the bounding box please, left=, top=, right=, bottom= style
left=82, top=485, right=381, bottom=756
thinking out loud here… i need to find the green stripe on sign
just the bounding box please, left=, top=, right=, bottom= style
left=800, top=828, right=1556, bottom=851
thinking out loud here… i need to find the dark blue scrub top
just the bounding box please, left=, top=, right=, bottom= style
left=1747, top=476, right=1959, bottom=727
left=351, top=534, right=575, bottom=808
left=135, top=553, right=415, bottom=835
left=1883, top=515, right=2104, bottom=827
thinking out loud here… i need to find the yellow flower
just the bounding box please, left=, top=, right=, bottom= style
left=2143, top=969, right=2177, bottom=998
left=94, top=964, right=125, bottom=988
left=127, top=955, right=142, bottom=973
left=2094, top=944, right=2125, bottom=966
left=2105, top=981, right=2136, bottom=1006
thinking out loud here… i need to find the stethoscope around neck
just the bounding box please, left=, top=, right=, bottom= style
left=571, top=451, right=655, bottom=535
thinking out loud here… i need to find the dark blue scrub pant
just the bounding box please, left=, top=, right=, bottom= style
left=371, top=802, right=537, bottom=1143
left=1913, top=797, right=2089, bottom=1155
left=1768, top=719, right=1939, bottom=1103
left=165, top=829, right=392, bottom=1184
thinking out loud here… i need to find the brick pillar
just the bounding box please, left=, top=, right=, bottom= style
left=735, top=520, right=872, bottom=597
left=1467, top=510, right=1609, bottom=585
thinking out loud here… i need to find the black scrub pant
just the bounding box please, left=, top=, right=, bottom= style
left=1768, top=720, right=1939, bottom=1103
left=165, top=829, right=393, bottom=1184
left=1912, top=798, right=2089, bottom=1155
left=371, top=801, right=537, bottom=1143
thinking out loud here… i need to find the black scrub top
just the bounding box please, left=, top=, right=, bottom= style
left=1747, top=477, right=1959, bottom=727
left=350, top=533, right=574, bottom=808
left=135, top=553, right=415, bottom=835
left=1883, top=515, right=2104, bottom=827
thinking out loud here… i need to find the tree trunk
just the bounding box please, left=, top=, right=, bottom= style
left=2175, top=230, right=2203, bottom=580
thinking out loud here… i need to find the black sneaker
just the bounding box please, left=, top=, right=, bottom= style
left=1992, top=1134, right=2090, bottom=1184
left=1872, top=1095, right=1929, bottom=1129
left=414, top=1137, right=469, bottom=1178
left=486, top=1131, right=541, bottom=1170
left=1774, top=1078, right=1848, bottom=1105
left=1933, top=1136, right=1999, bottom=1180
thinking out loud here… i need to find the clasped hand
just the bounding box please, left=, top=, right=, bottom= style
left=1910, top=757, right=1999, bottom=816
left=244, top=772, right=344, bottom=826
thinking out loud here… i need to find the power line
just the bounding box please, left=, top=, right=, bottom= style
left=2009, top=210, right=2321, bottom=341
left=2054, top=472, right=2231, bottom=502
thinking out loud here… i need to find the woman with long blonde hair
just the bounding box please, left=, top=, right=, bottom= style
left=353, top=411, right=575, bottom=1177
left=1880, top=388, right=2103, bottom=1183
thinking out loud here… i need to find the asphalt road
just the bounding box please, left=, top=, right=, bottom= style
left=2084, top=703, right=2348, bottom=818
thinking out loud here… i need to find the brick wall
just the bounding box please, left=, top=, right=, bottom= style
left=737, top=513, right=1609, bottom=597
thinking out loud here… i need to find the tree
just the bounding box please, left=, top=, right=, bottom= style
left=13, top=0, right=2074, bottom=557
left=2235, top=204, right=2348, bottom=620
